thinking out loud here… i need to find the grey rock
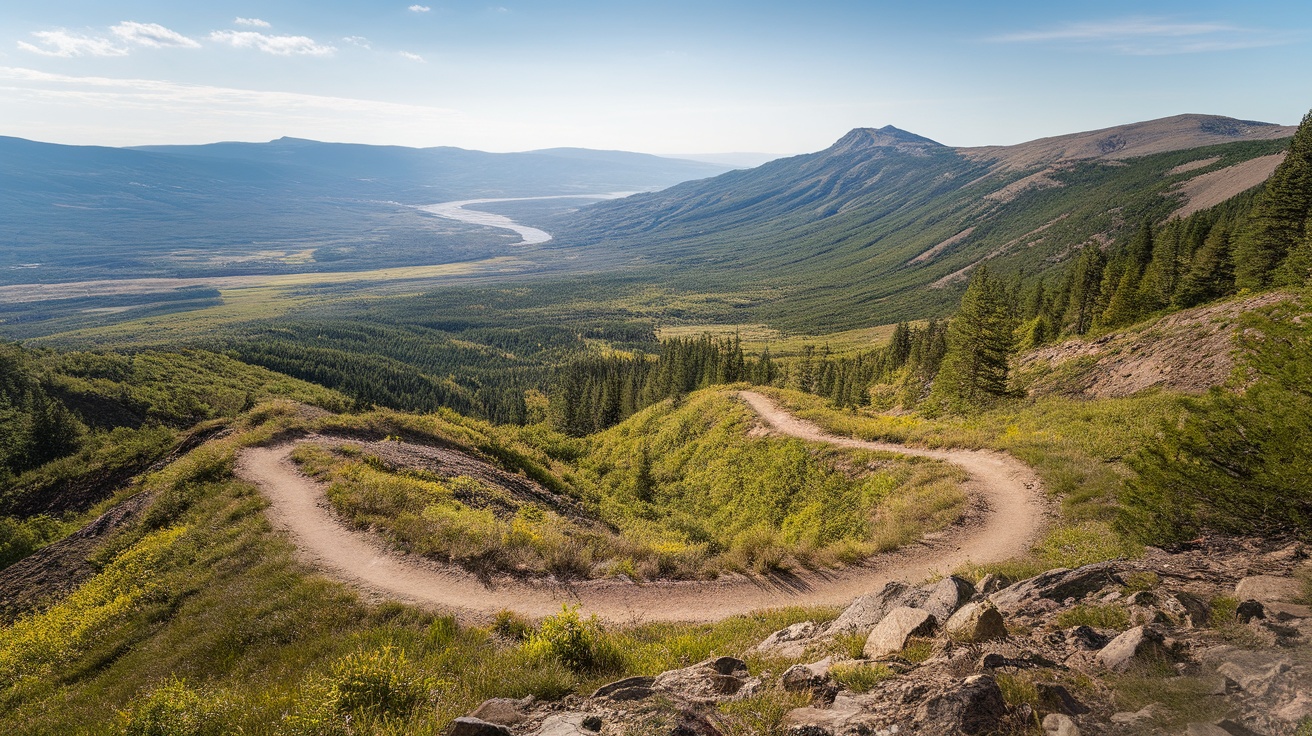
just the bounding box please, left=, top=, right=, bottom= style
left=1096, top=625, right=1168, bottom=672
left=922, top=575, right=976, bottom=622
left=1214, top=649, right=1293, bottom=696
left=1266, top=601, right=1312, bottom=621
left=976, top=573, right=1011, bottom=596
left=535, top=714, right=595, bottom=736
left=945, top=600, right=1007, bottom=642
left=1235, top=575, right=1303, bottom=604
left=783, top=693, right=876, bottom=734
left=589, top=675, right=656, bottom=701
left=916, top=675, right=1007, bottom=735
left=1187, top=720, right=1265, bottom=736
left=1235, top=599, right=1266, bottom=623
left=1035, top=682, right=1089, bottom=715
left=864, top=606, right=937, bottom=659
left=754, top=621, right=819, bottom=657
left=469, top=697, right=529, bottom=726
left=653, top=657, right=751, bottom=703
left=781, top=657, right=832, bottom=693
left=1042, top=713, right=1080, bottom=736
left=1161, top=591, right=1212, bottom=627
left=1065, top=625, right=1109, bottom=650
left=449, top=717, right=514, bottom=736
left=829, top=581, right=925, bottom=634
left=1109, top=702, right=1165, bottom=725
left=991, top=563, right=1123, bottom=612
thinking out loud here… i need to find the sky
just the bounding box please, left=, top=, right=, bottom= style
left=1, top=1, right=1310, bottom=155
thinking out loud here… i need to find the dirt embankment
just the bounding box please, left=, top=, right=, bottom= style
left=1017, top=293, right=1292, bottom=399
left=230, top=393, right=1049, bottom=623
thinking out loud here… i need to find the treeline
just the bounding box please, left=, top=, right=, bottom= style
left=0, top=344, right=84, bottom=481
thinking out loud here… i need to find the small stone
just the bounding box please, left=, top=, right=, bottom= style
left=781, top=657, right=833, bottom=693
left=1235, top=575, right=1303, bottom=604
left=864, top=607, right=937, bottom=659
left=978, top=652, right=1008, bottom=670
left=1042, top=713, right=1080, bottom=736
left=590, top=676, right=656, bottom=701
left=1065, top=625, right=1109, bottom=650
left=1125, top=590, right=1156, bottom=606
left=1235, top=599, right=1265, bottom=623
left=536, top=714, right=597, bottom=736
left=449, top=717, right=514, bottom=736
left=916, top=675, right=1007, bottom=735
left=469, top=698, right=528, bottom=726
left=945, top=601, right=1008, bottom=642
left=1109, top=703, right=1164, bottom=725
left=1163, top=592, right=1212, bottom=627
left=1035, top=682, right=1089, bottom=715
left=976, top=573, right=1011, bottom=596
left=581, top=715, right=603, bottom=732
left=1097, top=626, right=1169, bottom=672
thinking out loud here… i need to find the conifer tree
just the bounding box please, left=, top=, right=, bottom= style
left=925, top=267, right=1016, bottom=411
left=1234, top=110, right=1312, bottom=289
left=1174, top=224, right=1235, bottom=308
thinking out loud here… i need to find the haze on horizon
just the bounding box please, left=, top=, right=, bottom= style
left=1, top=0, right=1310, bottom=156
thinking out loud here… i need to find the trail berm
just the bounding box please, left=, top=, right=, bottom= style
left=234, top=391, right=1050, bottom=623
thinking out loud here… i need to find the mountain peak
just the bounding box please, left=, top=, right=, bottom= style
left=829, top=126, right=944, bottom=155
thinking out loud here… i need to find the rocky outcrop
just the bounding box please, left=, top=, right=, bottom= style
left=944, top=600, right=1007, bottom=642
left=864, top=606, right=937, bottom=658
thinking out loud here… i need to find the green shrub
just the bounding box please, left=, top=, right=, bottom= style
left=123, top=679, right=228, bottom=736
left=523, top=606, right=624, bottom=674
left=0, top=515, right=68, bottom=570
left=491, top=610, right=532, bottom=641
left=325, top=646, right=429, bottom=719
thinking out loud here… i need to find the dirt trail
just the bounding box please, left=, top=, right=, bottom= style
left=234, top=391, right=1049, bottom=623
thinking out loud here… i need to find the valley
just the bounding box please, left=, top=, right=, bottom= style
left=2, top=109, right=1312, bottom=736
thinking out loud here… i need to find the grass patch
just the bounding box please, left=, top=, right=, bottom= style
left=829, top=662, right=895, bottom=693
left=715, top=685, right=813, bottom=736
left=898, top=637, right=936, bottom=664
left=1054, top=604, right=1132, bottom=631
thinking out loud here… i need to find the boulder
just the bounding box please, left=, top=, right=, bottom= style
left=916, top=675, right=1008, bottom=735
left=1159, top=591, right=1211, bottom=627
left=653, top=657, right=751, bottom=703
left=590, top=675, right=656, bottom=701
left=1214, top=650, right=1293, bottom=697
left=829, top=581, right=924, bottom=634
left=976, top=573, right=1011, bottom=596
left=991, top=563, right=1123, bottom=612
left=1235, top=575, right=1303, bottom=604
left=469, top=697, right=530, bottom=726
left=1235, top=599, right=1265, bottom=623
left=1064, top=625, right=1109, bottom=651
left=921, top=576, right=976, bottom=622
left=1035, top=682, right=1089, bottom=716
left=753, top=621, right=818, bottom=658
left=781, top=657, right=833, bottom=693
left=1096, top=625, right=1169, bottom=672
left=535, top=714, right=596, bottom=736
left=1186, top=720, right=1265, bottom=736
left=945, top=600, right=1007, bottom=642
left=449, top=717, right=514, bottom=736
left=1266, top=601, right=1312, bottom=621
left=782, top=694, right=876, bottom=734
left=1042, top=713, right=1080, bottom=736
left=863, top=606, right=937, bottom=659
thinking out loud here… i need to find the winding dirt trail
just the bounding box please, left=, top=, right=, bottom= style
left=234, top=391, right=1049, bottom=623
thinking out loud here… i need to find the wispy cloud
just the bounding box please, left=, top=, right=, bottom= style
left=399, top=51, right=425, bottom=62
left=209, top=30, right=335, bottom=56
left=408, top=5, right=431, bottom=12
left=990, top=17, right=1293, bottom=55
left=234, top=17, right=271, bottom=28
left=110, top=22, right=200, bottom=49
left=17, top=30, right=129, bottom=58
left=342, top=36, right=371, bottom=49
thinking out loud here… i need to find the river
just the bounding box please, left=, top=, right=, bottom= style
left=416, top=192, right=634, bottom=245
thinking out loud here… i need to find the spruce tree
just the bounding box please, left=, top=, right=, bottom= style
left=1173, top=224, right=1235, bottom=308
left=1234, top=110, right=1312, bottom=289
left=925, top=267, right=1016, bottom=411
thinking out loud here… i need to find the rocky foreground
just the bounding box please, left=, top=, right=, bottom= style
left=450, top=538, right=1311, bottom=735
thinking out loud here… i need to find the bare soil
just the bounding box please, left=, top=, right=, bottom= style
left=233, top=392, right=1050, bottom=623
left=1172, top=153, right=1287, bottom=218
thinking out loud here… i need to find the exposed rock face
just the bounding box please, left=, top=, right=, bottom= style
left=469, top=697, right=531, bottom=726
left=828, top=581, right=923, bottom=634
left=991, top=563, right=1123, bottom=612
left=653, top=657, right=753, bottom=704
left=449, top=717, right=514, bottom=736
left=1042, top=712, right=1080, bottom=736
left=945, top=600, right=1007, bottom=642
left=589, top=676, right=655, bottom=701
left=915, top=675, right=1007, bottom=735
left=1235, top=575, right=1304, bottom=604
left=921, top=576, right=976, bottom=623
left=752, top=620, right=818, bottom=658
left=863, top=606, right=937, bottom=658
left=780, top=657, right=833, bottom=694
left=1096, top=625, right=1169, bottom=672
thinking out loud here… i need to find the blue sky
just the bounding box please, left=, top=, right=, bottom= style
left=1, top=1, right=1309, bottom=153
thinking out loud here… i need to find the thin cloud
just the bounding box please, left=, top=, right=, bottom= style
left=408, top=5, right=432, bottom=12
left=17, top=30, right=129, bottom=58
left=209, top=30, right=335, bottom=56
left=234, top=17, right=271, bottom=28
left=342, top=36, right=371, bottom=49
left=399, top=51, right=425, bottom=62
left=111, top=22, right=200, bottom=49
left=991, top=17, right=1294, bottom=55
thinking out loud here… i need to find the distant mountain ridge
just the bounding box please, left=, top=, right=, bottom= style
left=0, top=136, right=728, bottom=284
left=551, top=114, right=1296, bottom=330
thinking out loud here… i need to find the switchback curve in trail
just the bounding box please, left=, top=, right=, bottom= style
left=234, top=391, right=1050, bottom=623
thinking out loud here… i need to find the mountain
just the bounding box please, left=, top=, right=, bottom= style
left=660, top=152, right=786, bottom=169
left=551, top=115, right=1296, bottom=330
left=0, top=137, right=727, bottom=285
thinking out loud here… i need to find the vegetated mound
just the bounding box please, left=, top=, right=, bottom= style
left=282, top=389, right=968, bottom=582
left=1015, top=292, right=1292, bottom=399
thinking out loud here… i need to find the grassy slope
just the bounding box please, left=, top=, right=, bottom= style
left=0, top=403, right=827, bottom=735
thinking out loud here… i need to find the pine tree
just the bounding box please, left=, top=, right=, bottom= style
left=1173, top=224, right=1235, bottom=308
left=1234, top=110, right=1312, bottom=289
left=1063, top=246, right=1107, bottom=335
left=925, top=267, right=1016, bottom=411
